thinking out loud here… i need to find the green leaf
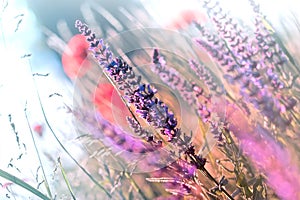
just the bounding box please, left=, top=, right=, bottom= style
left=0, top=168, right=51, bottom=200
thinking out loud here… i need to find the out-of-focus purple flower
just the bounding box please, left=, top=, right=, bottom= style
left=147, top=159, right=208, bottom=199
left=225, top=103, right=300, bottom=200
left=73, top=108, right=153, bottom=154
left=194, top=23, right=294, bottom=132
left=152, top=49, right=212, bottom=122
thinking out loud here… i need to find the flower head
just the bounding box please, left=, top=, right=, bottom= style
left=62, top=34, right=91, bottom=79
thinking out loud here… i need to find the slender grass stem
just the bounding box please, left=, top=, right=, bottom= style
left=57, top=157, right=76, bottom=200
left=29, top=61, right=112, bottom=198
left=124, top=172, right=148, bottom=200
left=24, top=102, right=53, bottom=199
left=188, top=153, right=234, bottom=200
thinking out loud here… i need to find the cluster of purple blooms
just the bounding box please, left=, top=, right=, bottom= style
left=197, top=0, right=298, bottom=132
left=74, top=0, right=300, bottom=197
left=152, top=49, right=212, bottom=126
left=151, top=49, right=224, bottom=143
left=107, top=57, right=179, bottom=142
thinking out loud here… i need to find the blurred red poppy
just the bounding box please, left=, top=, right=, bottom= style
left=92, top=83, right=130, bottom=127
left=62, top=34, right=91, bottom=79
left=166, top=9, right=207, bottom=30
left=33, top=123, right=44, bottom=137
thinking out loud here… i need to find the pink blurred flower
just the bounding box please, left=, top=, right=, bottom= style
left=62, top=34, right=91, bottom=79
left=166, top=9, right=207, bottom=30
left=92, top=82, right=130, bottom=127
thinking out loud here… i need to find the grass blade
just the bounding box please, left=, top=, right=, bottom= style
left=57, top=157, right=76, bottom=200
left=0, top=168, right=51, bottom=200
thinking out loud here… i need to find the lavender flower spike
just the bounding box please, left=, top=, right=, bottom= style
left=75, top=20, right=178, bottom=142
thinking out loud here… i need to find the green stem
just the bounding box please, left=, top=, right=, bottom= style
left=0, top=168, right=51, bottom=200
left=29, top=62, right=112, bottom=198
left=24, top=103, right=53, bottom=199
left=57, top=158, right=76, bottom=200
